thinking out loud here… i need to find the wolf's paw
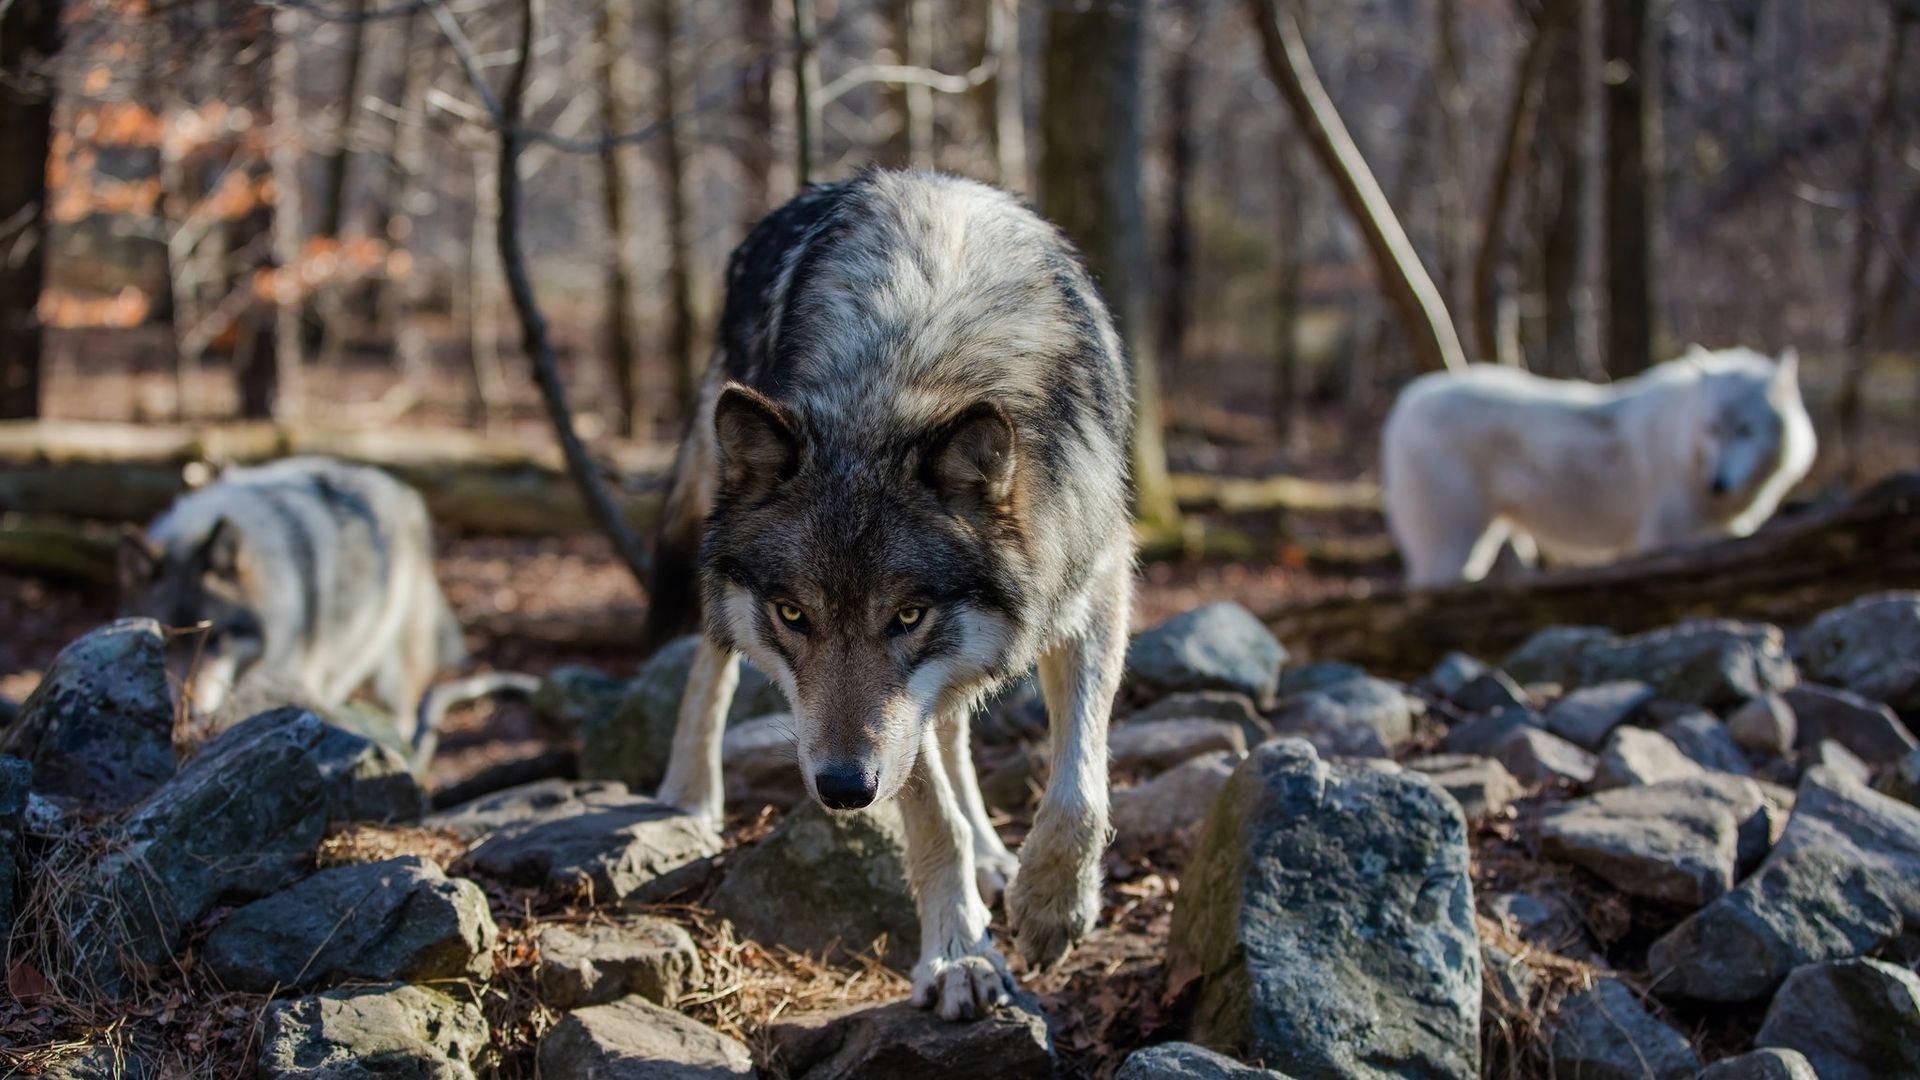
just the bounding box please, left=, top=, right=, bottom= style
left=1007, top=868, right=1098, bottom=970
left=974, top=847, right=1020, bottom=909
left=910, top=943, right=1014, bottom=1021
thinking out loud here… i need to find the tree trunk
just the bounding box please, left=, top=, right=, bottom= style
left=654, top=0, right=699, bottom=417
left=1246, top=0, right=1467, bottom=373
left=1273, top=130, right=1305, bottom=445
left=905, top=0, right=935, bottom=169
left=988, top=0, right=1028, bottom=192
left=792, top=0, right=821, bottom=185
left=0, top=0, right=61, bottom=420
left=1041, top=0, right=1181, bottom=530
left=598, top=0, right=645, bottom=437
left=309, top=0, right=370, bottom=364
left=1157, top=0, right=1203, bottom=377
left=1433, top=0, right=1467, bottom=313
left=738, top=0, right=777, bottom=223
left=1532, top=0, right=1595, bottom=376
left=465, top=150, right=506, bottom=428
left=1601, top=0, right=1658, bottom=375
left=265, top=6, right=306, bottom=419
left=382, top=10, right=434, bottom=392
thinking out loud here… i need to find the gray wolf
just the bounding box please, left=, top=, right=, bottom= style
left=118, top=456, right=465, bottom=743
left=1382, top=345, right=1816, bottom=587
left=640, top=169, right=1136, bottom=1019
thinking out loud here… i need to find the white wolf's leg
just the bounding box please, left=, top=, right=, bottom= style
left=655, top=637, right=740, bottom=828
left=1009, top=561, right=1128, bottom=969
left=901, top=724, right=1013, bottom=1020
left=1460, top=517, right=1515, bottom=582
left=938, top=705, right=1018, bottom=907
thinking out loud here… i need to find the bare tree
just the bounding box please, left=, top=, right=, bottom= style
left=1247, top=0, right=1467, bottom=373
left=0, top=0, right=61, bottom=419
left=1531, top=0, right=1595, bottom=377
left=379, top=10, right=436, bottom=395
left=905, top=0, right=935, bottom=168
left=1600, top=0, right=1658, bottom=375
left=1042, top=0, right=1180, bottom=530
left=988, top=0, right=1028, bottom=192
left=738, top=0, right=778, bottom=222
left=1157, top=0, right=1205, bottom=376
left=793, top=0, right=821, bottom=184
left=654, top=0, right=699, bottom=415
left=598, top=0, right=645, bottom=436
left=265, top=5, right=307, bottom=418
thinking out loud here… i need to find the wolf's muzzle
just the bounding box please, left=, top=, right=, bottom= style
left=814, top=764, right=880, bottom=810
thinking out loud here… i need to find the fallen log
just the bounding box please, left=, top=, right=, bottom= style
left=1263, top=474, right=1920, bottom=677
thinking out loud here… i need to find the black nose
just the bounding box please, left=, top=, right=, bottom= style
left=1710, top=476, right=1731, bottom=495
left=814, top=766, right=879, bottom=810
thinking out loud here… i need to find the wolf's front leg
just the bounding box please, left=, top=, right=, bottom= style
left=655, top=636, right=740, bottom=829
left=1009, top=567, right=1128, bottom=969
left=938, top=706, right=1020, bottom=907
left=900, top=725, right=1013, bottom=1020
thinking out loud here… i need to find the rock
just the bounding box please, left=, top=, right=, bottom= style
left=764, top=995, right=1052, bottom=1080
left=1492, top=725, right=1598, bottom=786
left=1810, top=739, right=1873, bottom=785
left=1123, top=691, right=1272, bottom=747
left=1406, top=754, right=1522, bottom=820
left=1793, top=591, right=1920, bottom=711
left=60, top=708, right=334, bottom=994
left=539, top=996, right=752, bottom=1079
left=1543, top=680, right=1654, bottom=749
left=1660, top=709, right=1754, bottom=776
left=1112, top=751, right=1240, bottom=850
left=1272, top=661, right=1367, bottom=699
left=0, top=756, right=28, bottom=934
left=1480, top=942, right=1538, bottom=1008
left=723, top=714, right=806, bottom=809
left=578, top=636, right=786, bottom=791
left=707, top=799, right=918, bottom=968
left=1109, top=719, right=1246, bottom=775
left=1878, top=748, right=1920, bottom=807
left=1439, top=707, right=1537, bottom=756
left=205, top=856, right=495, bottom=993
left=532, top=666, right=631, bottom=731
left=535, top=918, right=701, bottom=1009
left=312, top=718, right=430, bottom=825
left=1729, top=695, right=1798, bottom=757
left=1451, top=669, right=1528, bottom=713
left=1485, top=891, right=1593, bottom=956
left=1784, top=684, right=1918, bottom=763
left=980, top=745, right=1042, bottom=813
left=1116, top=1042, right=1292, bottom=1080
left=1269, top=676, right=1416, bottom=758
left=1549, top=978, right=1700, bottom=1080
left=1420, top=652, right=1490, bottom=700
left=34, top=1042, right=159, bottom=1080
left=459, top=786, right=720, bottom=905
left=428, top=778, right=632, bottom=839
left=1593, top=727, right=1704, bottom=790
left=1167, top=739, right=1479, bottom=1079
left=1753, top=958, right=1920, bottom=1080
left=1539, top=776, right=1775, bottom=907
left=977, top=673, right=1049, bottom=744
left=258, top=983, right=488, bottom=1079
left=1126, top=602, right=1287, bottom=705
left=1575, top=619, right=1796, bottom=707
left=0, top=619, right=176, bottom=814
left=1696, top=1049, right=1820, bottom=1080
left=1647, top=766, right=1920, bottom=1002
left=1502, top=625, right=1614, bottom=687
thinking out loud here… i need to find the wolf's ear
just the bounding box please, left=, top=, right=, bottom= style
left=1776, top=347, right=1800, bottom=385
left=714, top=383, right=799, bottom=502
left=926, top=402, right=1017, bottom=512
left=198, top=518, right=241, bottom=579
left=117, top=527, right=160, bottom=590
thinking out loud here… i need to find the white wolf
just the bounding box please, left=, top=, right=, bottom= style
left=1382, top=345, right=1816, bottom=587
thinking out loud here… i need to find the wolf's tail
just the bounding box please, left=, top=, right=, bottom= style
left=412, top=671, right=541, bottom=775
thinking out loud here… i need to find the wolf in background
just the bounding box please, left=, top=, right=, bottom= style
left=117, top=456, right=466, bottom=741
left=639, top=169, right=1136, bottom=1019
left=1383, top=345, right=1816, bottom=586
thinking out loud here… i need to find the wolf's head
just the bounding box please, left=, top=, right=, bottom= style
left=700, top=383, right=1029, bottom=811
left=1685, top=345, right=1816, bottom=514
left=118, top=517, right=265, bottom=715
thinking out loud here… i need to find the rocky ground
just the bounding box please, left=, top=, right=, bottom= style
left=4, top=591, right=1920, bottom=1078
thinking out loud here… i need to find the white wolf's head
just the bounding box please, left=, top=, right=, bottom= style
left=1683, top=345, right=1816, bottom=530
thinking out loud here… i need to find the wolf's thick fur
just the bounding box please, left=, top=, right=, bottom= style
left=118, top=457, right=464, bottom=733
left=644, top=170, right=1135, bottom=1019
left=1383, top=346, right=1816, bottom=586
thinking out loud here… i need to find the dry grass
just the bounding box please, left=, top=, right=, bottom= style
left=314, top=822, right=471, bottom=871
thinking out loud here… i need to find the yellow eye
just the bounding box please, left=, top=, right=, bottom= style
left=897, top=607, right=924, bottom=629
left=778, top=603, right=805, bottom=625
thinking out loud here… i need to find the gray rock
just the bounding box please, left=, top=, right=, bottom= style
left=1502, top=625, right=1614, bottom=687
left=1116, top=1042, right=1292, bottom=1080
left=1729, top=695, right=1798, bottom=757
left=578, top=636, right=785, bottom=791
left=1647, top=766, right=1920, bottom=1002
left=1660, top=709, right=1755, bottom=776
left=980, top=744, right=1042, bottom=813
left=1576, top=619, right=1796, bottom=707
left=1406, top=754, right=1522, bottom=820
left=1480, top=942, right=1538, bottom=1009
left=1754, top=958, right=1920, bottom=1080
left=1794, top=591, right=1920, bottom=711
left=1784, top=684, right=1918, bottom=763
left=1593, top=727, right=1705, bottom=790
left=1440, top=707, right=1538, bottom=756
left=1167, top=739, right=1479, bottom=1080
left=33, top=1042, right=159, bottom=1080
left=258, top=983, right=488, bottom=1080
left=460, top=785, right=720, bottom=905
left=1549, top=978, right=1700, bottom=1080
left=1272, top=661, right=1367, bottom=699
left=0, top=619, right=176, bottom=814
left=707, top=799, right=918, bottom=968
left=532, top=666, right=631, bottom=731
left=60, top=708, right=334, bottom=994
left=428, top=778, right=632, bottom=839
left=1110, top=719, right=1247, bottom=774
left=1810, top=739, right=1873, bottom=785
left=1112, top=751, right=1241, bottom=850
left=0, top=756, right=28, bottom=935
left=1421, top=652, right=1490, bottom=700
left=763, top=995, right=1052, bottom=1080
left=1493, top=725, right=1598, bottom=786
left=977, top=672, right=1049, bottom=744
left=1696, top=1049, right=1820, bottom=1080
left=1539, top=776, right=1775, bottom=906
left=311, top=716, right=430, bottom=824
left=1452, top=669, right=1528, bottom=714
left=540, top=996, right=753, bottom=1079
left=1270, top=676, right=1416, bottom=758
left=1126, top=602, right=1287, bottom=705
left=722, top=714, right=806, bottom=810
left=1485, top=891, right=1593, bottom=956
left=1123, top=691, right=1273, bottom=748
left=535, top=918, right=701, bottom=1009
left=1544, top=680, right=1654, bottom=749
left=1877, top=748, right=1920, bottom=807
left=205, top=856, right=495, bottom=993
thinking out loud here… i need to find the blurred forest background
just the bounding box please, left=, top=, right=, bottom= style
left=2, top=0, right=1919, bottom=678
